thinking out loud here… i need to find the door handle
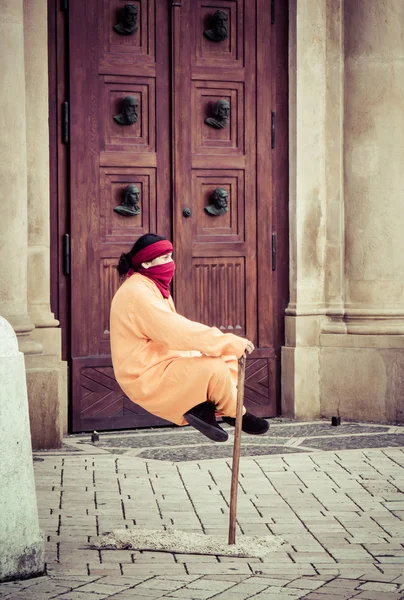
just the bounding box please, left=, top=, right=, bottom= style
left=182, top=208, right=192, bottom=218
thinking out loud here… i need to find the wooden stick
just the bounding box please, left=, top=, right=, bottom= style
left=228, top=353, right=246, bottom=545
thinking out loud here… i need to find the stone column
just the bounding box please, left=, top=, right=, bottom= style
left=344, top=0, right=404, bottom=326
left=0, top=0, right=41, bottom=355
left=22, top=0, right=67, bottom=448
left=24, top=0, right=59, bottom=332
left=319, top=0, right=404, bottom=423
left=283, top=0, right=344, bottom=419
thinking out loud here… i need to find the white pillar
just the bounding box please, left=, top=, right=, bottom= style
left=319, top=0, right=404, bottom=424
left=344, top=0, right=404, bottom=330
left=283, top=0, right=345, bottom=419
left=0, top=0, right=41, bottom=354
left=0, top=316, right=44, bottom=582
left=22, top=0, right=67, bottom=449
left=24, top=0, right=59, bottom=330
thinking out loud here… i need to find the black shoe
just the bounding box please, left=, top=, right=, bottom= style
left=222, top=412, right=269, bottom=435
left=184, top=401, right=228, bottom=442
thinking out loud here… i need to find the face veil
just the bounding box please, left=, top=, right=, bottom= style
left=127, top=240, right=175, bottom=298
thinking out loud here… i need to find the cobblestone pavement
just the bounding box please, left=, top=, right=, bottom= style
left=66, top=420, right=404, bottom=461
left=2, top=421, right=404, bottom=599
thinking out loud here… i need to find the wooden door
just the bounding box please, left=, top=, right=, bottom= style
left=66, top=0, right=288, bottom=432
left=172, top=1, right=284, bottom=416
left=69, top=0, right=172, bottom=431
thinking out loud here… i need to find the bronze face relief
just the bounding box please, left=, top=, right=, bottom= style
left=205, top=188, right=228, bottom=216
left=203, top=10, right=229, bottom=42
left=113, top=4, right=139, bottom=36
left=114, top=184, right=141, bottom=216
left=113, top=96, right=139, bottom=125
left=205, top=99, right=230, bottom=129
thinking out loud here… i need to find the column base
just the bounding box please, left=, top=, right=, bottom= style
left=25, top=353, right=67, bottom=450
left=319, top=341, right=404, bottom=424
left=3, top=313, right=43, bottom=354
left=282, top=329, right=404, bottom=424
left=0, top=535, right=45, bottom=583
left=281, top=346, right=321, bottom=420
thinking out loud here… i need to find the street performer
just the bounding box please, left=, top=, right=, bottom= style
left=110, top=233, right=269, bottom=442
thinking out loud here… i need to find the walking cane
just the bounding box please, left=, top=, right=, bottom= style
left=228, top=353, right=246, bottom=545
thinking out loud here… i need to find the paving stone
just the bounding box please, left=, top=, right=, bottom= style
left=74, top=582, right=133, bottom=594
left=121, top=564, right=187, bottom=576
left=159, top=589, right=215, bottom=599
left=197, top=590, right=256, bottom=600
left=185, top=563, right=252, bottom=576
left=87, top=567, right=123, bottom=576
left=186, top=579, right=235, bottom=592
left=107, top=593, right=162, bottom=600
left=134, top=579, right=186, bottom=591
left=174, top=555, right=219, bottom=563
left=354, top=593, right=404, bottom=600
left=320, top=580, right=361, bottom=590
left=357, top=581, right=401, bottom=592
left=251, top=589, right=309, bottom=599
left=301, top=592, right=361, bottom=600
left=42, top=593, right=107, bottom=600
left=286, top=579, right=329, bottom=590
left=201, top=574, right=248, bottom=583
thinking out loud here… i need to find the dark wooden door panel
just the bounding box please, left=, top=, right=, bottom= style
left=72, top=357, right=170, bottom=431
left=68, top=0, right=287, bottom=432
left=69, top=0, right=171, bottom=431
left=172, top=0, right=272, bottom=380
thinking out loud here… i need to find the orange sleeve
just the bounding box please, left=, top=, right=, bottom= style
left=130, top=284, right=247, bottom=359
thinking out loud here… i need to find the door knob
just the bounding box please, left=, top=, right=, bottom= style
left=182, top=208, right=192, bottom=218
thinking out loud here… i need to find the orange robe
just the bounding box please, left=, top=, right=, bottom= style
left=110, top=274, right=247, bottom=425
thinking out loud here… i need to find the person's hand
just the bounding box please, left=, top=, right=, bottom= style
left=245, top=340, right=255, bottom=355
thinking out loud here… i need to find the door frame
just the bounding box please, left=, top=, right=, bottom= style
left=48, top=0, right=289, bottom=431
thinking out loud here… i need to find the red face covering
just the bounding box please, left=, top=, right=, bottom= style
left=127, top=240, right=175, bottom=299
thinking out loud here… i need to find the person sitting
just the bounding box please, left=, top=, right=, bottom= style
left=110, top=233, right=269, bottom=442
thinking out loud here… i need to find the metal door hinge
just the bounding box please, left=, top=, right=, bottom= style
left=271, top=0, right=275, bottom=24
left=272, top=232, right=277, bottom=271
left=62, top=102, right=69, bottom=144
left=63, top=233, right=70, bottom=276
left=271, top=110, right=275, bottom=149
left=61, top=0, right=68, bottom=12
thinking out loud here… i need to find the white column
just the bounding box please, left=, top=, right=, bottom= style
left=343, top=0, right=404, bottom=333
left=24, top=0, right=59, bottom=330
left=0, top=316, right=44, bottom=581
left=320, top=0, right=404, bottom=424
left=0, top=0, right=40, bottom=354
left=283, top=0, right=345, bottom=418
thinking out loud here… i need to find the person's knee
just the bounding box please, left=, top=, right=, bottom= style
left=201, top=356, right=230, bottom=379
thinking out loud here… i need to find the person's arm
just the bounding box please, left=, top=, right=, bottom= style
left=130, top=285, right=247, bottom=358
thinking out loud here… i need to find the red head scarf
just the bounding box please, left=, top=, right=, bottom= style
left=127, top=240, right=175, bottom=298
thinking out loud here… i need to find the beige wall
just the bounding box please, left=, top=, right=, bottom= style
left=284, top=0, right=404, bottom=424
